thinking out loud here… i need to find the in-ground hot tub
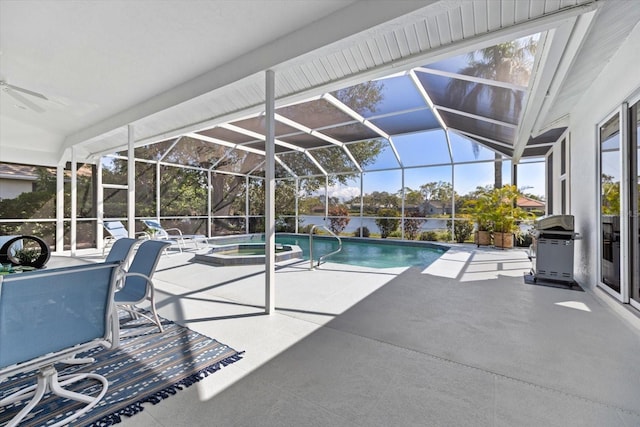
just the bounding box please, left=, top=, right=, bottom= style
left=194, top=243, right=303, bottom=266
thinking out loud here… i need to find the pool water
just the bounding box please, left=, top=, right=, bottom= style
left=215, top=235, right=447, bottom=268
left=217, top=246, right=290, bottom=256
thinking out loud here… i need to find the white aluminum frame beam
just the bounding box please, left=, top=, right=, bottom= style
left=322, top=92, right=403, bottom=168
left=414, top=67, right=528, bottom=92
left=127, top=125, right=136, bottom=238
left=274, top=113, right=362, bottom=173
left=70, top=148, right=77, bottom=255
left=265, top=70, right=276, bottom=315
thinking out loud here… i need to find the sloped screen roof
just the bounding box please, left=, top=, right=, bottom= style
left=134, top=34, right=562, bottom=178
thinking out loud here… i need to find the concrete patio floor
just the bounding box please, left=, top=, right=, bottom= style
left=61, top=244, right=640, bottom=426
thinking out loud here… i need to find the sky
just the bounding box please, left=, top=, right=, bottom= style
left=320, top=129, right=546, bottom=201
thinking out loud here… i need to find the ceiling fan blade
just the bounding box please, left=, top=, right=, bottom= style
left=6, top=82, right=48, bottom=100
left=3, top=87, right=46, bottom=113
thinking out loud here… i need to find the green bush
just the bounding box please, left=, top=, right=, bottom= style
left=403, top=212, right=425, bottom=240
left=275, top=216, right=297, bottom=232
left=353, top=226, right=370, bottom=237
left=375, top=208, right=400, bottom=238
left=299, top=224, right=314, bottom=234
left=388, top=230, right=402, bottom=238
left=516, top=230, right=534, bottom=247
left=419, top=231, right=438, bottom=241
left=448, top=219, right=474, bottom=243
left=440, top=230, right=453, bottom=241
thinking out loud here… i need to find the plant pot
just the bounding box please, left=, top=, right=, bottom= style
left=1, top=235, right=50, bottom=269
left=494, top=232, right=514, bottom=249
left=475, top=230, right=492, bottom=247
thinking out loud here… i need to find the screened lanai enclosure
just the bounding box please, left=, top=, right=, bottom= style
left=0, top=33, right=553, bottom=250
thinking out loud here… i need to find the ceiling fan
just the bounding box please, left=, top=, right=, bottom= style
left=0, top=80, right=48, bottom=113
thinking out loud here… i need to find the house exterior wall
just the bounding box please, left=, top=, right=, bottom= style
left=567, top=21, right=640, bottom=289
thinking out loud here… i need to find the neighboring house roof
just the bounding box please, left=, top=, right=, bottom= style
left=517, top=196, right=545, bottom=209
left=425, top=200, right=445, bottom=209
left=0, top=163, right=39, bottom=181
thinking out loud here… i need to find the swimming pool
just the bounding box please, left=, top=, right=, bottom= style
left=207, top=234, right=448, bottom=269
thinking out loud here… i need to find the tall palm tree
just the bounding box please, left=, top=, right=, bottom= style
left=447, top=37, right=537, bottom=188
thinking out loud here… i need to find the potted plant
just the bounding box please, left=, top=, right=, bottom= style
left=465, top=190, right=493, bottom=247
left=488, top=185, right=531, bottom=249
left=14, top=247, right=42, bottom=266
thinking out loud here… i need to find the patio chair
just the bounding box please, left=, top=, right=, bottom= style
left=60, top=237, right=142, bottom=366
left=142, top=219, right=208, bottom=252
left=102, top=221, right=148, bottom=256
left=0, top=262, right=120, bottom=427
left=104, top=237, right=139, bottom=264
left=115, top=239, right=171, bottom=332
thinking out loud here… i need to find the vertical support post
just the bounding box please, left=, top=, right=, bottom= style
left=245, top=176, right=250, bottom=234
left=207, top=170, right=212, bottom=238
left=155, top=160, right=161, bottom=223
left=401, top=168, right=405, bottom=240
left=451, top=164, right=456, bottom=242
left=359, top=172, right=364, bottom=237
left=324, top=176, right=329, bottom=223
left=56, top=161, right=65, bottom=253
left=128, top=125, right=136, bottom=237
left=295, top=178, right=299, bottom=234
left=70, top=148, right=77, bottom=255
left=446, top=129, right=455, bottom=242
left=96, top=158, right=104, bottom=250
left=265, top=70, right=276, bottom=314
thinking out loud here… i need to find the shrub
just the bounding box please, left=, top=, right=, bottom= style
left=438, top=230, right=452, bottom=242
left=447, top=219, right=474, bottom=243
left=299, top=224, right=314, bottom=234
left=403, top=212, right=425, bottom=240
left=327, top=205, right=350, bottom=234
left=388, top=230, right=402, bottom=238
left=375, top=208, right=400, bottom=238
left=419, top=231, right=438, bottom=241
left=353, top=226, right=370, bottom=238
left=275, top=216, right=296, bottom=232
left=516, top=229, right=534, bottom=247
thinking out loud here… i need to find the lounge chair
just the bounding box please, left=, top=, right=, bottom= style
left=141, top=219, right=208, bottom=252
left=115, top=239, right=171, bottom=332
left=102, top=221, right=148, bottom=255
left=0, top=262, right=121, bottom=427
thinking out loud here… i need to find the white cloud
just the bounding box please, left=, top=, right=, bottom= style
left=310, top=185, right=360, bottom=202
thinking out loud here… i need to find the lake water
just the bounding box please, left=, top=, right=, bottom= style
left=297, top=215, right=448, bottom=234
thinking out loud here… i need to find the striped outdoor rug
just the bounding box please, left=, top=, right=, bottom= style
left=0, top=313, right=244, bottom=426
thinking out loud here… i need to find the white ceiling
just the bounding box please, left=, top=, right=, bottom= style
left=1, top=0, right=638, bottom=166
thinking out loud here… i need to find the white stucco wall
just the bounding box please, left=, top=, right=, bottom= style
left=569, top=21, right=640, bottom=289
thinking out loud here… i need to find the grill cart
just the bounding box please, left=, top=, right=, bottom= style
left=529, top=215, right=579, bottom=284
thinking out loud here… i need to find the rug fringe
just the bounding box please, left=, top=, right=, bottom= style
left=87, top=351, right=244, bottom=427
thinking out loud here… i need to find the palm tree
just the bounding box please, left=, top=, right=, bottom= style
left=447, top=37, right=537, bottom=188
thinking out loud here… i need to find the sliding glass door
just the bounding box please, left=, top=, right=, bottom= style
left=601, top=98, right=640, bottom=308
left=631, top=100, right=640, bottom=308
left=600, top=113, right=621, bottom=296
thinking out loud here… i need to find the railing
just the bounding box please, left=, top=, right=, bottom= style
left=309, top=225, right=342, bottom=270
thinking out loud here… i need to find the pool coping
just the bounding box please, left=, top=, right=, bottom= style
left=194, top=242, right=303, bottom=266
